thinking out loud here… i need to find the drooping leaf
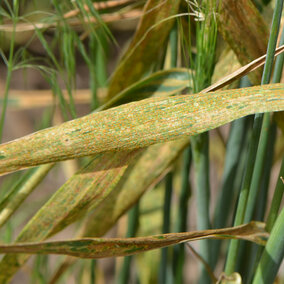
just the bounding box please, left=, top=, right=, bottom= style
left=0, top=84, right=283, bottom=175
left=107, top=0, right=181, bottom=97
left=0, top=222, right=269, bottom=258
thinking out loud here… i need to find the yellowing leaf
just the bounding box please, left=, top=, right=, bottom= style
left=0, top=84, right=283, bottom=175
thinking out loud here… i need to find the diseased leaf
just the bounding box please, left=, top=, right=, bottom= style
left=0, top=222, right=269, bottom=258
left=0, top=150, right=142, bottom=283
left=0, top=84, right=283, bottom=175
left=81, top=139, right=189, bottom=237
left=107, top=0, right=181, bottom=97
left=0, top=67, right=193, bottom=282
left=49, top=139, right=189, bottom=283
left=217, top=0, right=269, bottom=85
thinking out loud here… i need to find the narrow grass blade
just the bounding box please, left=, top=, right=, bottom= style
left=0, top=222, right=269, bottom=258
left=266, top=158, right=284, bottom=232
left=0, top=163, right=54, bottom=228
left=213, top=116, right=247, bottom=228
left=118, top=203, right=140, bottom=284
left=159, top=172, right=173, bottom=284
left=191, top=132, right=212, bottom=283
left=0, top=84, right=283, bottom=175
left=107, top=0, right=181, bottom=97
left=173, top=146, right=191, bottom=283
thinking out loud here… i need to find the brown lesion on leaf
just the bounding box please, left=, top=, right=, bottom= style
left=281, top=176, right=284, bottom=184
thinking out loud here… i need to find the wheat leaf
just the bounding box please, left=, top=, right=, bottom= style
left=0, top=84, right=283, bottom=175
left=0, top=222, right=268, bottom=258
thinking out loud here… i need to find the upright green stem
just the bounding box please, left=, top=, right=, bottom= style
left=252, top=207, right=284, bottom=284
left=253, top=123, right=277, bottom=222
left=117, top=203, right=139, bottom=284
left=225, top=0, right=283, bottom=274
left=191, top=132, right=212, bottom=284
left=159, top=172, right=173, bottom=284
left=213, top=77, right=250, bottom=232
left=239, top=123, right=277, bottom=283
left=159, top=23, right=178, bottom=284
left=266, top=158, right=284, bottom=232
left=189, top=3, right=217, bottom=283
left=90, top=259, right=96, bottom=284
left=211, top=115, right=247, bottom=266
left=173, top=146, right=191, bottom=284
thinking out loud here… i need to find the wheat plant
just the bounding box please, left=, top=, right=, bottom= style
left=0, top=0, right=283, bottom=283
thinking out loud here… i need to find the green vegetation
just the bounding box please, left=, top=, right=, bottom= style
left=0, top=0, right=283, bottom=283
